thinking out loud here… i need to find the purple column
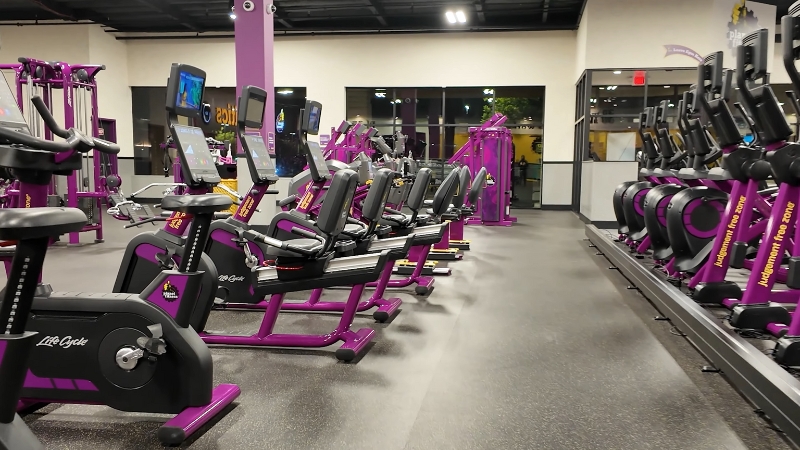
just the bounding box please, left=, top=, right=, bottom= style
left=428, top=100, right=441, bottom=160
left=235, top=0, right=275, bottom=142
left=398, top=89, right=416, bottom=157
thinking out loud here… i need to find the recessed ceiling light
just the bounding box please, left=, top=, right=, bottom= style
left=613, top=70, right=622, bottom=75
left=445, top=11, right=456, bottom=23
left=599, top=87, right=605, bottom=90
left=456, top=10, right=467, bottom=23
left=613, top=104, right=618, bottom=107
left=664, top=85, right=670, bottom=88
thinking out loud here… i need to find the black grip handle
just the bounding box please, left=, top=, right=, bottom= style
left=790, top=160, right=800, bottom=179
left=31, top=96, right=69, bottom=139
left=266, top=190, right=280, bottom=194
left=92, top=137, right=120, bottom=154
left=0, top=127, right=77, bottom=153
left=290, top=226, right=319, bottom=240
left=384, top=207, right=403, bottom=215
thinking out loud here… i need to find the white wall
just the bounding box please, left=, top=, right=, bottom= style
left=583, top=0, right=775, bottom=71
left=87, top=26, right=133, bottom=158
left=0, top=25, right=133, bottom=157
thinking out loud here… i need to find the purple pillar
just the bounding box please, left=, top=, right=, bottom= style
left=428, top=100, right=441, bottom=160
left=398, top=89, right=416, bottom=157
left=235, top=0, right=275, bottom=142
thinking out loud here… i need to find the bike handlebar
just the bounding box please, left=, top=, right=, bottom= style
left=29, top=95, right=120, bottom=154
left=31, top=96, right=69, bottom=139
left=0, top=127, right=78, bottom=152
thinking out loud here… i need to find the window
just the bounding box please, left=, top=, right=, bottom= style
left=587, top=68, right=695, bottom=162
left=346, top=85, right=545, bottom=208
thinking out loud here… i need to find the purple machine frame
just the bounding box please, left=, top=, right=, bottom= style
left=0, top=58, right=122, bottom=245
left=447, top=114, right=516, bottom=227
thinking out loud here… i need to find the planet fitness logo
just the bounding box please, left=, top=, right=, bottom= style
left=727, top=0, right=759, bottom=50
left=162, top=281, right=179, bottom=302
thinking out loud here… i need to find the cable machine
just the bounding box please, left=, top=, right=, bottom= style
left=0, top=57, right=122, bottom=244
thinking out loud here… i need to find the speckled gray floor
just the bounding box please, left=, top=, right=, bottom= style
left=6, top=210, right=786, bottom=449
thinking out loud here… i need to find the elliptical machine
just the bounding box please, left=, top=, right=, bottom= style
left=0, top=64, right=240, bottom=446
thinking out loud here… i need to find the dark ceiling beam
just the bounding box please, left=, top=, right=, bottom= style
left=366, top=0, right=388, bottom=26
left=542, top=0, right=550, bottom=23
left=25, top=0, right=76, bottom=20
left=274, top=11, right=294, bottom=28
left=133, top=0, right=200, bottom=31
left=475, top=0, right=486, bottom=24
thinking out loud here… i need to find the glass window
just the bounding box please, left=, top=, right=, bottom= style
left=586, top=68, right=695, bottom=161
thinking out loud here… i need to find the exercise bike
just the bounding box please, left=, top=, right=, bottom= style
left=0, top=63, right=240, bottom=446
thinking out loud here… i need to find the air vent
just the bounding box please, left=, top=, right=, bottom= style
left=742, top=30, right=762, bottom=46
left=790, top=0, right=800, bottom=17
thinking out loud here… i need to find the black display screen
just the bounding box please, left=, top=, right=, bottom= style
left=0, top=76, right=30, bottom=133
left=243, top=134, right=274, bottom=173
left=172, top=125, right=219, bottom=183
left=307, top=141, right=328, bottom=178
left=307, top=105, right=320, bottom=134
left=246, top=98, right=264, bottom=126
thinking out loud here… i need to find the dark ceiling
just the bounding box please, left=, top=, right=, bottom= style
left=0, top=0, right=586, bottom=35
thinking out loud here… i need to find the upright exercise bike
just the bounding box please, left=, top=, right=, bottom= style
left=0, top=63, right=240, bottom=446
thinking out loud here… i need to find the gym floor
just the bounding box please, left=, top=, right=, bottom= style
left=11, top=210, right=793, bottom=449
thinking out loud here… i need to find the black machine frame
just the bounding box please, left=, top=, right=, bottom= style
left=585, top=224, right=800, bottom=446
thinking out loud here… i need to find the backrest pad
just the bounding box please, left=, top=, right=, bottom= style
left=316, top=169, right=359, bottom=235
left=432, top=168, right=461, bottom=216
left=406, top=168, right=432, bottom=211
left=453, top=166, right=471, bottom=208
left=361, top=168, right=393, bottom=221
left=467, top=167, right=487, bottom=206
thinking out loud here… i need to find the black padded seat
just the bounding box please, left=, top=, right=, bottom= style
left=0, top=207, right=87, bottom=240
left=265, top=238, right=320, bottom=258
left=161, top=194, right=233, bottom=214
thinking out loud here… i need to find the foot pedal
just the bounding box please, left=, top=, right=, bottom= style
left=692, top=281, right=742, bottom=304
left=730, top=241, right=748, bottom=269
left=787, top=257, right=800, bottom=289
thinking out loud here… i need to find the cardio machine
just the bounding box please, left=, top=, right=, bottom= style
left=0, top=63, right=240, bottom=446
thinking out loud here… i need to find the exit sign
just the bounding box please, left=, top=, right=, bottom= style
left=633, top=70, right=647, bottom=86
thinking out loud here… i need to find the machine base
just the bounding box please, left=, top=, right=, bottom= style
left=394, top=260, right=451, bottom=276
left=729, top=304, right=793, bottom=332
left=450, top=239, right=470, bottom=250
left=427, top=249, right=463, bottom=261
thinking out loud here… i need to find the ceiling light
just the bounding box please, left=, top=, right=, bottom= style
left=613, top=70, right=622, bottom=75
left=487, top=98, right=494, bottom=103
left=668, top=103, right=675, bottom=107
left=621, top=99, right=627, bottom=102
left=483, top=88, right=494, bottom=95
left=628, top=126, right=632, bottom=129
left=375, top=92, right=386, bottom=98
left=664, top=85, right=670, bottom=88
left=464, top=105, right=470, bottom=112
left=446, top=11, right=456, bottom=23
left=599, top=87, right=605, bottom=90
left=456, top=10, right=467, bottom=23
left=613, top=104, right=618, bottom=107
left=277, top=89, right=293, bottom=95
left=394, top=99, right=402, bottom=104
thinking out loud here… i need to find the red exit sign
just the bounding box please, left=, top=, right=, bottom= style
left=633, top=70, right=647, bottom=86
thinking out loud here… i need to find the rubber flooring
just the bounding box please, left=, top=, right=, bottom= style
left=5, top=210, right=789, bottom=449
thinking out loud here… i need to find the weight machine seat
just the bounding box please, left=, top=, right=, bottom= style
left=0, top=207, right=87, bottom=240
left=265, top=238, right=321, bottom=258
left=161, top=194, right=232, bottom=215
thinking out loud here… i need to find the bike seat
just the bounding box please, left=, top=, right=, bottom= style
left=161, top=194, right=232, bottom=214
left=0, top=207, right=87, bottom=240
